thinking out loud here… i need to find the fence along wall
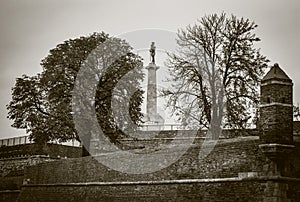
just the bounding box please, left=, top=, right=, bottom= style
left=0, top=136, right=81, bottom=147
left=0, top=136, right=32, bottom=147
left=0, top=128, right=261, bottom=147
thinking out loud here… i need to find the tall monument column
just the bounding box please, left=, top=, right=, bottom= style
left=145, top=42, right=164, bottom=125
left=146, top=62, right=159, bottom=119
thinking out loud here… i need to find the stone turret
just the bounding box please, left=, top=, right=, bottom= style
left=259, top=63, right=293, bottom=144
left=259, top=63, right=295, bottom=202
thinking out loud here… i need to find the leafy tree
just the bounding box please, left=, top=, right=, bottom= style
left=162, top=13, right=269, bottom=138
left=7, top=32, right=144, bottom=153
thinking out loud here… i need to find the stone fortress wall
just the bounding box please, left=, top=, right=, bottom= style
left=15, top=137, right=300, bottom=201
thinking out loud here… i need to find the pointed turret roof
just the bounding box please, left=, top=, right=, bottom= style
left=262, top=63, right=292, bottom=82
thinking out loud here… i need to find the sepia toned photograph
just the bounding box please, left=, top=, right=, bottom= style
left=0, top=0, right=299, bottom=201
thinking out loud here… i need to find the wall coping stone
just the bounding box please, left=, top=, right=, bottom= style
left=259, top=103, right=293, bottom=107
left=0, top=155, right=60, bottom=161
left=22, top=176, right=300, bottom=187
left=0, top=190, right=20, bottom=193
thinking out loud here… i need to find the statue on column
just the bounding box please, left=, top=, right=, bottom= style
left=150, top=42, right=156, bottom=64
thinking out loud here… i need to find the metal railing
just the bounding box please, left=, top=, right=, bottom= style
left=0, top=135, right=81, bottom=147
left=0, top=135, right=33, bottom=147
left=2, top=127, right=299, bottom=147
left=0, top=124, right=184, bottom=146
left=138, top=123, right=184, bottom=131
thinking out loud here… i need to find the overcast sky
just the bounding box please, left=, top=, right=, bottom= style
left=0, top=0, right=299, bottom=139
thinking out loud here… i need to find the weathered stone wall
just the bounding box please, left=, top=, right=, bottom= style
left=288, top=182, right=300, bottom=201
left=0, top=190, right=20, bottom=202
left=0, top=156, right=59, bottom=177
left=0, top=155, right=63, bottom=197
left=18, top=181, right=264, bottom=202
left=0, top=143, right=81, bottom=159
left=121, top=129, right=258, bottom=150
left=260, top=105, right=293, bottom=144
left=22, top=138, right=264, bottom=184
left=0, top=144, right=81, bottom=201
left=0, top=143, right=81, bottom=184
left=261, top=84, right=292, bottom=104
left=260, top=82, right=293, bottom=144
left=0, top=156, right=59, bottom=201
left=16, top=137, right=300, bottom=201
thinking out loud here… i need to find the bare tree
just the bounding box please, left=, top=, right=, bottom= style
left=162, top=13, right=269, bottom=138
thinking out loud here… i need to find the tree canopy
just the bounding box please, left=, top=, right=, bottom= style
left=7, top=32, right=144, bottom=146
left=162, top=13, right=269, bottom=137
